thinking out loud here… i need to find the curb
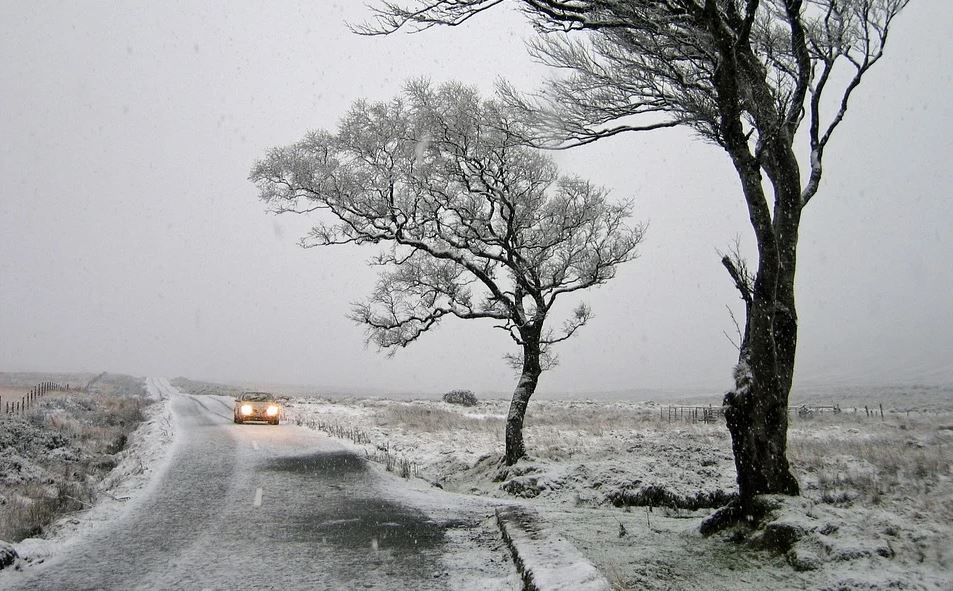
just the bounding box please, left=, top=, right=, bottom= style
left=495, top=506, right=611, bottom=591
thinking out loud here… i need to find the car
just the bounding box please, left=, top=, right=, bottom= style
left=233, top=391, right=281, bottom=425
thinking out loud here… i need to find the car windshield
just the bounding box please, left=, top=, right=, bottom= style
left=241, top=393, right=273, bottom=402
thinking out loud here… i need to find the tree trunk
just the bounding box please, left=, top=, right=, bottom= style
left=723, top=150, right=802, bottom=505
left=724, top=352, right=800, bottom=503
left=504, top=335, right=542, bottom=466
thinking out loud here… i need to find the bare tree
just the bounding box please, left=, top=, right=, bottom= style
left=250, top=81, right=643, bottom=465
left=357, top=0, right=911, bottom=512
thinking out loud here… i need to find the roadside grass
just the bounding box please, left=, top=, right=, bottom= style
left=369, top=399, right=667, bottom=435
left=170, top=376, right=243, bottom=398
left=372, top=402, right=502, bottom=433
left=0, top=375, right=150, bottom=543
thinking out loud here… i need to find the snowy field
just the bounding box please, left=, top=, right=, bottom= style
left=282, top=390, right=953, bottom=591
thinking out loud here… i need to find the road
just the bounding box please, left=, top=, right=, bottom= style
left=3, top=378, right=517, bottom=591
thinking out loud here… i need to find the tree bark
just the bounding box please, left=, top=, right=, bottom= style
left=724, top=356, right=800, bottom=503
left=504, top=332, right=542, bottom=466
left=723, top=147, right=801, bottom=505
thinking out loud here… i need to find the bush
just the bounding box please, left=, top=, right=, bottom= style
left=443, top=389, right=478, bottom=407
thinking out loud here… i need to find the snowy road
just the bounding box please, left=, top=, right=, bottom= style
left=3, top=378, right=516, bottom=591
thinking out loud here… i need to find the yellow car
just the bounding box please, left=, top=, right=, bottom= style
left=233, top=392, right=281, bottom=425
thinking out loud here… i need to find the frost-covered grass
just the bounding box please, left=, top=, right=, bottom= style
left=373, top=401, right=502, bottom=434
left=169, top=376, right=243, bottom=398
left=0, top=374, right=151, bottom=543
left=286, top=392, right=953, bottom=590
left=788, top=413, right=953, bottom=527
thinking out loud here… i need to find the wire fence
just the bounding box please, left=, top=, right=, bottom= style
left=1, top=382, right=72, bottom=416
left=661, top=405, right=723, bottom=424
left=659, top=402, right=893, bottom=424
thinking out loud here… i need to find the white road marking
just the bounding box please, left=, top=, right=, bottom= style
left=252, top=441, right=260, bottom=451
left=253, top=487, right=263, bottom=507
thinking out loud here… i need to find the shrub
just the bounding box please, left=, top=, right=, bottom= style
left=442, top=389, right=478, bottom=407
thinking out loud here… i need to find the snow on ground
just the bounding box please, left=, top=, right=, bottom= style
left=2, top=377, right=176, bottom=571
left=285, top=394, right=953, bottom=590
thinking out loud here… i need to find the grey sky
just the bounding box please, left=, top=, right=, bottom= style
left=2, top=1, right=951, bottom=396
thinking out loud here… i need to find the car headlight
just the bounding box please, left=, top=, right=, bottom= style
left=241, top=404, right=253, bottom=415
left=266, top=406, right=279, bottom=416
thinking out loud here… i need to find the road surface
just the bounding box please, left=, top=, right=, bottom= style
left=2, top=378, right=517, bottom=590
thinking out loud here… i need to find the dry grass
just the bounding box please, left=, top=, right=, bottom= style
left=523, top=402, right=660, bottom=432
left=0, top=378, right=150, bottom=542
left=347, top=399, right=730, bottom=465
left=369, top=399, right=670, bottom=436
left=788, top=415, right=953, bottom=519
left=371, top=402, right=503, bottom=434
left=0, top=481, right=94, bottom=542
left=169, top=376, right=243, bottom=398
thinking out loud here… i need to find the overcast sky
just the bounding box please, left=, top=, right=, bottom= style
left=2, top=1, right=951, bottom=397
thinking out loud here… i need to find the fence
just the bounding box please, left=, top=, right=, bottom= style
left=1, top=381, right=71, bottom=415
left=659, top=403, right=880, bottom=424
left=790, top=403, right=892, bottom=420
left=661, top=405, right=723, bottom=424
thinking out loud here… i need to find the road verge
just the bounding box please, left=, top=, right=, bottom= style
left=495, top=506, right=611, bottom=591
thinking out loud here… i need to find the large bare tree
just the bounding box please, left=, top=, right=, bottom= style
left=358, top=0, right=911, bottom=509
left=250, top=82, right=643, bottom=465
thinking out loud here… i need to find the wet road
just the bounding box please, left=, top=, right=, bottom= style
left=4, top=378, right=511, bottom=590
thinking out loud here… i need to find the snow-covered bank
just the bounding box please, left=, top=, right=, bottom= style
left=1, top=377, right=176, bottom=573
left=285, top=395, right=953, bottom=590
